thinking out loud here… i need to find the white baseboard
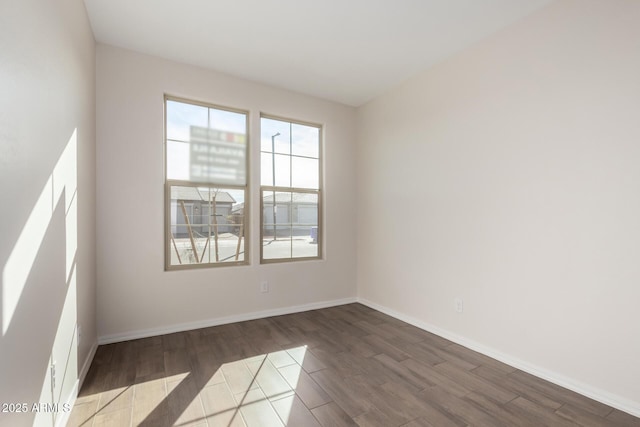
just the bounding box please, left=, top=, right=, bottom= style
left=98, top=297, right=358, bottom=345
left=79, top=341, right=98, bottom=389
left=357, top=297, right=640, bottom=419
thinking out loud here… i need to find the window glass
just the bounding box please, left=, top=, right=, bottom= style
left=165, top=97, right=248, bottom=269
left=260, top=116, right=321, bottom=262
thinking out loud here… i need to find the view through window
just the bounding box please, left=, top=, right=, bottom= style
left=260, top=115, right=322, bottom=262
left=165, top=97, right=248, bottom=269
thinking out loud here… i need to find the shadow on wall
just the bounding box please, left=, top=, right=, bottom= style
left=0, top=129, right=81, bottom=426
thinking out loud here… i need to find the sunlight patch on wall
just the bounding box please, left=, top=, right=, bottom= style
left=50, top=263, right=78, bottom=425
left=2, top=129, right=77, bottom=335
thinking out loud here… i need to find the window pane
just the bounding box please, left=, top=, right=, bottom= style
left=261, top=152, right=273, bottom=186
left=262, top=191, right=292, bottom=228
left=274, top=154, right=291, bottom=187
left=261, top=191, right=319, bottom=260
left=262, top=191, right=291, bottom=259
left=291, top=124, right=319, bottom=158
left=209, top=108, right=247, bottom=134
left=291, top=193, right=319, bottom=258
left=291, top=156, right=319, bottom=189
left=169, top=185, right=245, bottom=266
left=167, top=140, right=190, bottom=180
left=166, top=100, right=208, bottom=142
left=263, top=226, right=293, bottom=260
left=261, top=118, right=291, bottom=154
left=292, top=192, right=318, bottom=226
left=292, top=227, right=318, bottom=258
left=261, top=153, right=291, bottom=187
left=291, top=192, right=318, bottom=258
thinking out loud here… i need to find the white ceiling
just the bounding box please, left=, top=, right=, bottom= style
left=84, top=0, right=553, bottom=106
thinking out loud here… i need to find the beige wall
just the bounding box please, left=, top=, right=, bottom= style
left=0, top=0, right=96, bottom=425
left=95, top=45, right=358, bottom=341
left=357, top=0, right=640, bottom=414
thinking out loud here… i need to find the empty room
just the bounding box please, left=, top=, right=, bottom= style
left=1, top=0, right=639, bottom=426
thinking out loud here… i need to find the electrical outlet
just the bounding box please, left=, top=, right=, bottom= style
left=454, top=297, right=463, bottom=313
left=260, top=281, right=269, bottom=293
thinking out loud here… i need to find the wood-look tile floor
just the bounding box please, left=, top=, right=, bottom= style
left=69, top=304, right=640, bottom=427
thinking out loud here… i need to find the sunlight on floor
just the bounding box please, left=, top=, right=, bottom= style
left=73, top=345, right=311, bottom=426
left=170, top=345, right=308, bottom=426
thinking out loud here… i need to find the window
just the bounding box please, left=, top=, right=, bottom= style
left=165, top=96, right=248, bottom=269
left=260, top=115, right=322, bottom=262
